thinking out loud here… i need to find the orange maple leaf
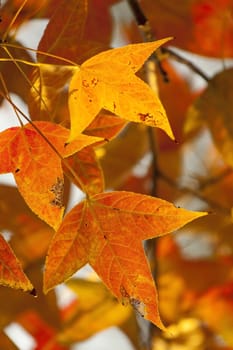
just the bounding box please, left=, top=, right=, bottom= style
left=44, top=191, right=206, bottom=328
left=68, top=38, right=174, bottom=142
left=0, top=121, right=101, bottom=230
left=0, top=234, right=34, bottom=293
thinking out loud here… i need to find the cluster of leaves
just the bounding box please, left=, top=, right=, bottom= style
left=0, top=0, right=233, bottom=349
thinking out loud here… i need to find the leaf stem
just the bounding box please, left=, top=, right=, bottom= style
left=1, top=42, right=79, bottom=67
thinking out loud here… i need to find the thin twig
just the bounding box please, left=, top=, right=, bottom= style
left=127, top=0, right=169, bottom=82
left=127, top=1, right=165, bottom=349
left=159, top=170, right=231, bottom=216
left=127, top=0, right=210, bottom=83
left=198, top=167, right=232, bottom=190
left=163, top=47, right=210, bottom=82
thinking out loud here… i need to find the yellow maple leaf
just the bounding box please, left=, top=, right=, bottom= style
left=68, top=38, right=174, bottom=142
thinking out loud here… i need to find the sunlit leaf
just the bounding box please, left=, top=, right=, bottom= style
left=44, top=191, right=206, bottom=328
left=68, top=38, right=174, bottom=142
left=0, top=121, right=101, bottom=229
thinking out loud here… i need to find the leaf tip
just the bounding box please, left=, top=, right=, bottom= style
left=159, top=36, right=174, bottom=46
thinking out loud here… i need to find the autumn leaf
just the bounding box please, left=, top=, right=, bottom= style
left=66, top=146, right=104, bottom=196
left=157, top=234, right=233, bottom=324
left=0, top=0, right=47, bottom=33
left=156, top=59, right=198, bottom=150
left=37, top=0, right=113, bottom=64
left=191, top=0, right=233, bottom=57
left=0, top=43, right=32, bottom=104
left=37, top=0, right=88, bottom=64
left=99, top=123, right=149, bottom=189
left=57, top=279, right=132, bottom=344
left=185, top=68, right=233, bottom=168
left=195, top=282, right=233, bottom=345
left=84, top=0, right=117, bottom=44
left=67, top=38, right=174, bottom=142
left=16, top=311, right=68, bottom=350
left=0, top=185, right=54, bottom=267
left=44, top=191, right=206, bottom=328
left=84, top=113, right=126, bottom=141
left=0, top=234, right=34, bottom=293
left=28, top=64, right=75, bottom=122
left=0, top=121, right=102, bottom=229
left=140, top=0, right=233, bottom=57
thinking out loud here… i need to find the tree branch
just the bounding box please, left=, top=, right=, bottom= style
left=162, top=47, right=210, bottom=82
left=127, top=1, right=166, bottom=349
left=159, top=170, right=231, bottom=216
left=127, top=0, right=210, bottom=83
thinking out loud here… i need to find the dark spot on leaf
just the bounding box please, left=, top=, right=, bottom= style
left=103, top=235, right=107, bottom=240
left=82, top=80, right=89, bottom=88
left=91, top=78, right=98, bottom=86
left=30, top=288, right=37, bottom=297
left=15, top=168, right=20, bottom=173
left=138, top=112, right=153, bottom=122
left=120, top=285, right=130, bottom=300
left=50, top=177, right=64, bottom=208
